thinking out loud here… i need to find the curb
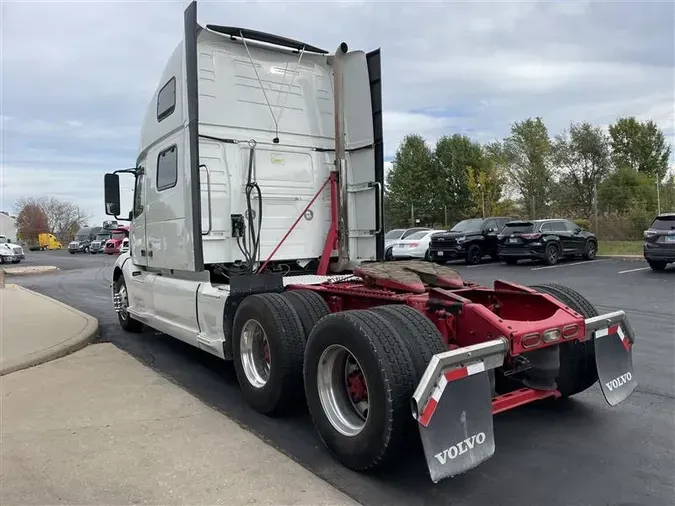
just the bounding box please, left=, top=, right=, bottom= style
left=596, top=254, right=644, bottom=260
left=1, top=266, right=60, bottom=276
left=0, top=285, right=99, bottom=376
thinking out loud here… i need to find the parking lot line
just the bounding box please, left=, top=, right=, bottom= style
left=467, top=263, right=503, bottom=269
left=618, top=266, right=650, bottom=274
left=530, top=259, right=608, bottom=271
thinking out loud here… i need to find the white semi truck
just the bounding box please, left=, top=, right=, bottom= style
left=104, top=1, right=638, bottom=484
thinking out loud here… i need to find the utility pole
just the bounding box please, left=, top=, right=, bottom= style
left=410, top=203, right=415, bottom=227
left=531, top=195, right=536, bottom=220
left=477, top=183, right=485, bottom=218
left=656, top=177, right=661, bottom=214
left=593, top=178, right=598, bottom=235
left=444, top=205, right=448, bottom=228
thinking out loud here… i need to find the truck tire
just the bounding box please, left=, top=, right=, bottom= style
left=113, top=274, right=143, bottom=333
left=370, top=304, right=446, bottom=381
left=232, top=293, right=306, bottom=415
left=529, top=283, right=599, bottom=397
left=303, top=309, right=416, bottom=471
left=372, top=304, right=497, bottom=396
left=282, top=289, right=330, bottom=338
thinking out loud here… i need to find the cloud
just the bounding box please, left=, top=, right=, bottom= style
left=1, top=0, right=673, bottom=228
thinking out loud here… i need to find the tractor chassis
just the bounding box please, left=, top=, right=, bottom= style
left=279, top=259, right=638, bottom=482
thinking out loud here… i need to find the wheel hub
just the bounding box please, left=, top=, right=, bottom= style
left=240, top=319, right=271, bottom=389
left=317, top=344, right=370, bottom=437
left=115, top=284, right=129, bottom=320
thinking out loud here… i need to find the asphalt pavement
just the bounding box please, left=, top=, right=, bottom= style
left=14, top=251, right=675, bottom=506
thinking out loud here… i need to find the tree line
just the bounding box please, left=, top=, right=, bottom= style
left=14, top=196, right=92, bottom=245
left=384, top=116, right=674, bottom=240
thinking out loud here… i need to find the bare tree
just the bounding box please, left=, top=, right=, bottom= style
left=14, top=196, right=92, bottom=243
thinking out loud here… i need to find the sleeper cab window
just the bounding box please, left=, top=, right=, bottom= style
left=157, top=77, right=176, bottom=122
left=157, top=146, right=178, bottom=191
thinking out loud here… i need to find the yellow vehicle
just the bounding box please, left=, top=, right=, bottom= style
left=38, top=233, right=62, bottom=250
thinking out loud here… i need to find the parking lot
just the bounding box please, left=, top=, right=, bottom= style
left=12, top=251, right=675, bottom=506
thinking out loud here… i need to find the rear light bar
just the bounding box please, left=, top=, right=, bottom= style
left=542, top=328, right=561, bottom=343
left=521, top=333, right=540, bottom=349
left=562, top=324, right=579, bottom=338
left=521, top=233, right=542, bottom=240
left=522, top=327, right=566, bottom=349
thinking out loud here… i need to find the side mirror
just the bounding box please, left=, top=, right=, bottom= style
left=104, top=173, right=121, bottom=216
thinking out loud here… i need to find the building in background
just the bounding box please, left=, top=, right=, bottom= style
left=0, top=212, right=18, bottom=243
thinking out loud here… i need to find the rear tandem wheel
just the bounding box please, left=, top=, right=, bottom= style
left=303, top=309, right=417, bottom=471
left=529, top=283, right=600, bottom=397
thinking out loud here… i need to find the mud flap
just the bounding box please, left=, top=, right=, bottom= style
left=411, top=338, right=509, bottom=483
left=585, top=311, right=637, bottom=406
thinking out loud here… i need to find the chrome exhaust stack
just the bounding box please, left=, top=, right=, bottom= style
left=332, top=42, right=351, bottom=272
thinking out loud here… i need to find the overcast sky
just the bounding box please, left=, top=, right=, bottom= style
left=1, top=0, right=673, bottom=227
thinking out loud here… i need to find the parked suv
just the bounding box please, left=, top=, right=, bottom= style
left=384, top=227, right=430, bottom=260
left=429, top=216, right=513, bottom=265
left=643, top=212, right=675, bottom=271
left=497, top=218, right=597, bottom=266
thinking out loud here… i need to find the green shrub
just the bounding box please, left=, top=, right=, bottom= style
left=573, top=218, right=592, bottom=230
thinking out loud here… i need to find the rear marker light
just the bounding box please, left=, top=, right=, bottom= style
left=521, top=333, right=541, bottom=349
left=562, top=324, right=579, bottom=339
left=543, top=329, right=561, bottom=343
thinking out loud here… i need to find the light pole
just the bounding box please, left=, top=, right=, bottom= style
left=656, top=176, right=661, bottom=215
left=477, top=183, right=485, bottom=218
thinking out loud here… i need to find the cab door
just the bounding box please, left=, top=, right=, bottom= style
left=130, top=166, right=147, bottom=267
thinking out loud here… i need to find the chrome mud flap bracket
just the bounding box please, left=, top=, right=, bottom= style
left=411, top=338, right=509, bottom=483
left=585, top=310, right=638, bottom=406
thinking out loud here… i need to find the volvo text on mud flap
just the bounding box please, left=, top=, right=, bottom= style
left=585, top=310, right=638, bottom=406
left=411, top=338, right=508, bottom=483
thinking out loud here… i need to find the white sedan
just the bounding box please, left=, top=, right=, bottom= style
left=391, top=229, right=446, bottom=261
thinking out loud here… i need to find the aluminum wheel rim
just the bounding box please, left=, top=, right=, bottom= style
left=118, top=284, right=129, bottom=321
left=240, top=319, right=271, bottom=389
left=588, top=242, right=596, bottom=257
left=548, top=246, right=558, bottom=263
left=317, top=344, right=370, bottom=437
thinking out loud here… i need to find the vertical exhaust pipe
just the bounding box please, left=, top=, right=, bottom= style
left=332, top=42, right=350, bottom=272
